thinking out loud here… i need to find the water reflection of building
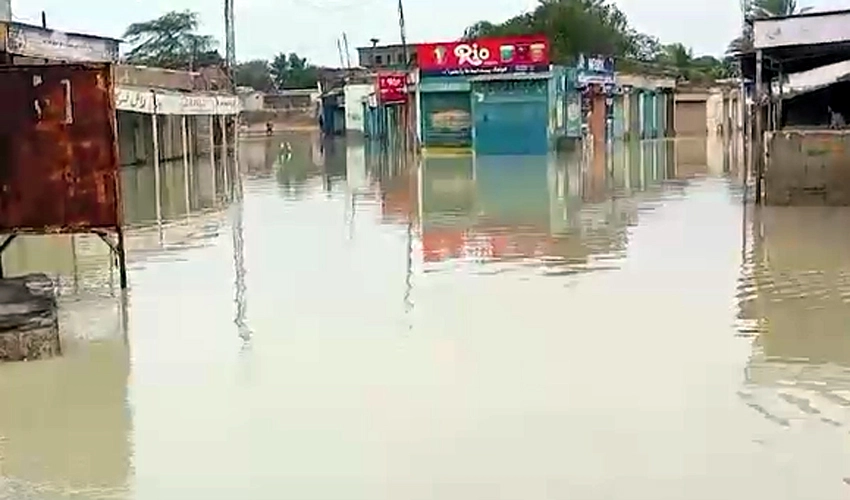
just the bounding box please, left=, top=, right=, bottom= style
left=741, top=207, right=850, bottom=373
left=415, top=152, right=650, bottom=266
left=738, top=207, right=850, bottom=427
left=4, top=148, right=232, bottom=292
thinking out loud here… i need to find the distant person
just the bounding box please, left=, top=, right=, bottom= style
left=265, top=121, right=274, bottom=136
left=829, top=106, right=845, bottom=129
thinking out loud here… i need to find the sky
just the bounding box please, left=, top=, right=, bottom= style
left=9, top=0, right=849, bottom=66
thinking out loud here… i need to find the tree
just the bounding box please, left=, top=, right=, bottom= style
left=463, top=0, right=656, bottom=65
left=123, top=10, right=221, bottom=70
left=727, top=0, right=811, bottom=54
left=463, top=0, right=731, bottom=82
left=270, top=52, right=319, bottom=90
left=235, top=60, right=274, bottom=91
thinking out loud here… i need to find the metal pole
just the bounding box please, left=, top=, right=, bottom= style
left=755, top=49, right=763, bottom=204
left=0, top=234, right=18, bottom=279
left=397, top=0, right=408, bottom=65
left=181, top=115, right=191, bottom=215
left=117, top=227, right=128, bottom=289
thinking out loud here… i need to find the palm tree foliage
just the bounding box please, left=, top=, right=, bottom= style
left=727, top=0, right=811, bottom=54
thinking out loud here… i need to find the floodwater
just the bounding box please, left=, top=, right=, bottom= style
left=1, top=132, right=849, bottom=499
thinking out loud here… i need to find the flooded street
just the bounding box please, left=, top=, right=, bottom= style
left=1, top=133, right=849, bottom=499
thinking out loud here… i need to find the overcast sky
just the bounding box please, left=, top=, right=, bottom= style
left=10, top=0, right=849, bottom=66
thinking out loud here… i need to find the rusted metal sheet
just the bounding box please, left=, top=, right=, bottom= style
left=0, top=63, right=121, bottom=232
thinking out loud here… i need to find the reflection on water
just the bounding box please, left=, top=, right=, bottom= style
left=1, top=134, right=849, bottom=499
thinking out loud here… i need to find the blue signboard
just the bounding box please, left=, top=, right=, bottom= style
left=577, top=54, right=615, bottom=86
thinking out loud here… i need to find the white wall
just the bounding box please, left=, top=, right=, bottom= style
left=754, top=11, right=850, bottom=49
left=239, top=92, right=264, bottom=112
left=343, top=83, right=373, bottom=134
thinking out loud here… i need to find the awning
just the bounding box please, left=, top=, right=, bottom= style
left=773, top=59, right=850, bottom=98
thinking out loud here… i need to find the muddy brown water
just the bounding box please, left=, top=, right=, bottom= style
left=1, top=133, right=849, bottom=499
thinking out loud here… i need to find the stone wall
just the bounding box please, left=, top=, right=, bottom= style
left=0, top=274, right=60, bottom=362
left=765, top=129, right=850, bottom=205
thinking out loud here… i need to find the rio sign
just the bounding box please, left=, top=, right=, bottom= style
left=416, top=35, right=549, bottom=76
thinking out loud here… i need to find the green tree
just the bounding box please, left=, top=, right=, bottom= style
left=464, top=0, right=731, bottom=82
left=123, top=10, right=221, bottom=70
left=235, top=59, right=274, bottom=91
left=270, top=52, right=319, bottom=89
left=727, top=0, right=810, bottom=54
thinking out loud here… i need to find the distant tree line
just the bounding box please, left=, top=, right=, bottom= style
left=462, top=0, right=732, bottom=82
left=463, top=0, right=813, bottom=82
left=121, top=10, right=320, bottom=91
left=124, top=0, right=810, bottom=89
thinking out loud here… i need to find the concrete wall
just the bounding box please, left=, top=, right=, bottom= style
left=115, top=65, right=195, bottom=91
left=765, top=129, right=850, bottom=205
left=344, top=83, right=374, bottom=134
left=239, top=91, right=264, bottom=112
left=616, top=73, right=676, bottom=90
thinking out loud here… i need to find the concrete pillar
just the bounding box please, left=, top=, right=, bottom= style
left=0, top=0, right=10, bottom=22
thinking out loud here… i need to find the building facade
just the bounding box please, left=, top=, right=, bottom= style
left=413, top=35, right=566, bottom=155
left=357, top=43, right=418, bottom=69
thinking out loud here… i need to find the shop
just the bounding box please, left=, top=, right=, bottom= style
left=414, top=35, right=554, bottom=154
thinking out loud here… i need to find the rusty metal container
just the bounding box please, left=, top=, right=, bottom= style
left=0, top=63, right=121, bottom=233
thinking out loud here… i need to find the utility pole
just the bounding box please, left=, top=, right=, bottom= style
left=224, top=0, right=236, bottom=90
left=337, top=38, right=346, bottom=69
left=342, top=32, right=352, bottom=69
left=397, top=0, right=408, bottom=66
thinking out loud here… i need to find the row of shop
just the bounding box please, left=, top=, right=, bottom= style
left=327, top=36, right=681, bottom=155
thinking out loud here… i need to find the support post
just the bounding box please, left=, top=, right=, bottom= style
left=181, top=115, right=191, bottom=215
left=116, top=227, right=128, bottom=290
left=777, top=65, right=784, bottom=131
left=0, top=234, right=18, bottom=279
left=209, top=115, right=217, bottom=201
left=152, top=112, right=162, bottom=224
left=754, top=50, right=764, bottom=204
left=220, top=114, right=230, bottom=199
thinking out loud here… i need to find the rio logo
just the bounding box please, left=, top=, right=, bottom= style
left=454, top=43, right=490, bottom=66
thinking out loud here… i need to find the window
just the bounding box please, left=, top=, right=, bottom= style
left=375, top=54, right=383, bottom=66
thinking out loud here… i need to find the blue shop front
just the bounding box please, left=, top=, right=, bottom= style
left=414, top=35, right=568, bottom=156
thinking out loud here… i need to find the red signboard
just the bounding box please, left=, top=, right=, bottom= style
left=417, top=35, right=549, bottom=76
left=377, top=72, right=407, bottom=104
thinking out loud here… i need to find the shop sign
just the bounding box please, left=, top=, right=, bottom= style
left=114, top=87, right=240, bottom=115
left=6, top=24, right=119, bottom=62
left=577, top=54, right=615, bottom=85
left=377, top=71, right=407, bottom=104
left=417, top=35, right=549, bottom=76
